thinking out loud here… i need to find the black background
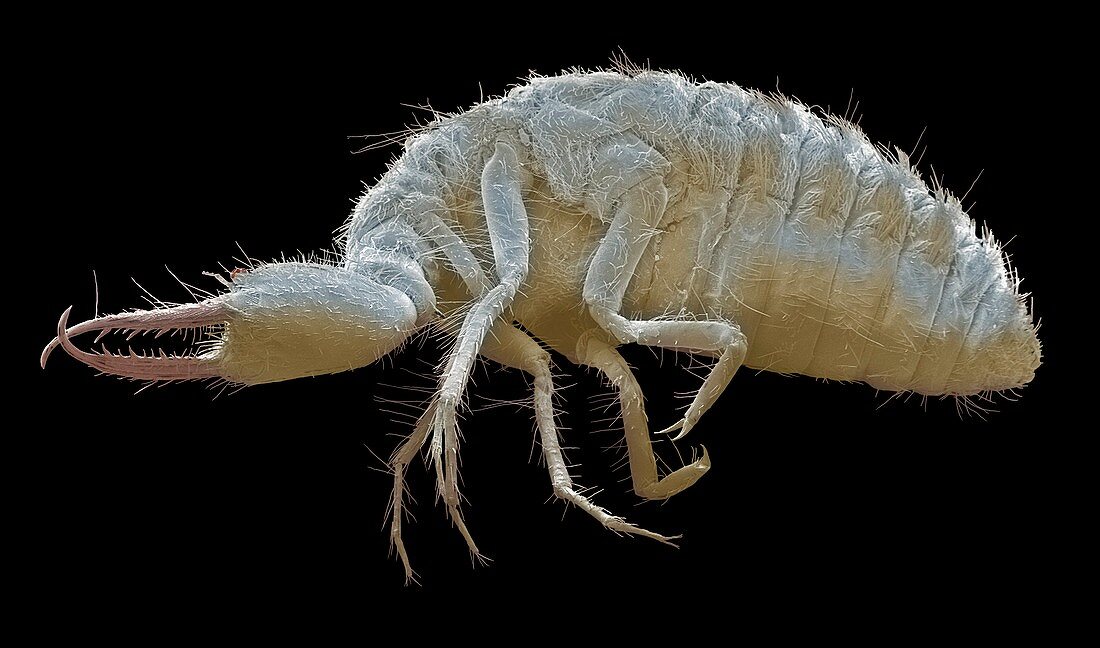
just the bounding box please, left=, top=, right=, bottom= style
left=19, top=16, right=1074, bottom=625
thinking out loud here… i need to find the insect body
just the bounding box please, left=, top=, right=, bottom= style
left=42, top=69, right=1041, bottom=581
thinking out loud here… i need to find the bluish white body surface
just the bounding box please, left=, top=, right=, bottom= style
left=42, top=68, right=1041, bottom=581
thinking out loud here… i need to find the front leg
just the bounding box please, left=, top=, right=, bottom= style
left=583, top=174, right=747, bottom=441
left=430, top=140, right=530, bottom=557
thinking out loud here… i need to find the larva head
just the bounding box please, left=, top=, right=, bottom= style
left=41, top=262, right=433, bottom=385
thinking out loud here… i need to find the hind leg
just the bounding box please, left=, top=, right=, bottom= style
left=583, top=171, right=747, bottom=441
left=577, top=332, right=712, bottom=500
left=480, top=324, right=678, bottom=544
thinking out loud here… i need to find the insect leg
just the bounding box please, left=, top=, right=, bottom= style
left=381, top=216, right=495, bottom=583
left=430, top=140, right=530, bottom=559
left=420, top=213, right=493, bottom=296
left=583, top=176, right=747, bottom=441
left=480, top=324, right=678, bottom=544
left=577, top=331, right=711, bottom=500
left=388, top=400, right=436, bottom=585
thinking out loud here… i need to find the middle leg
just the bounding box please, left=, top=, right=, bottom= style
left=583, top=173, right=747, bottom=441
left=577, top=332, right=712, bottom=500
left=479, top=323, right=678, bottom=543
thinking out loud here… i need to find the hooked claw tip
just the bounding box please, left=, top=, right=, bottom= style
left=656, top=419, right=685, bottom=437
left=671, top=423, right=695, bottom=442
left=40, top=306, right=74, bottom=370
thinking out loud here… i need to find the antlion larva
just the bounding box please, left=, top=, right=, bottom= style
left=40, top=67, right=1041, bottom=582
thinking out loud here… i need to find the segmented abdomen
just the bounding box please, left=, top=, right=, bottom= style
left=611, top=76, right=1013, bottom=394
left=375, top=70, right=1036, bottom=395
